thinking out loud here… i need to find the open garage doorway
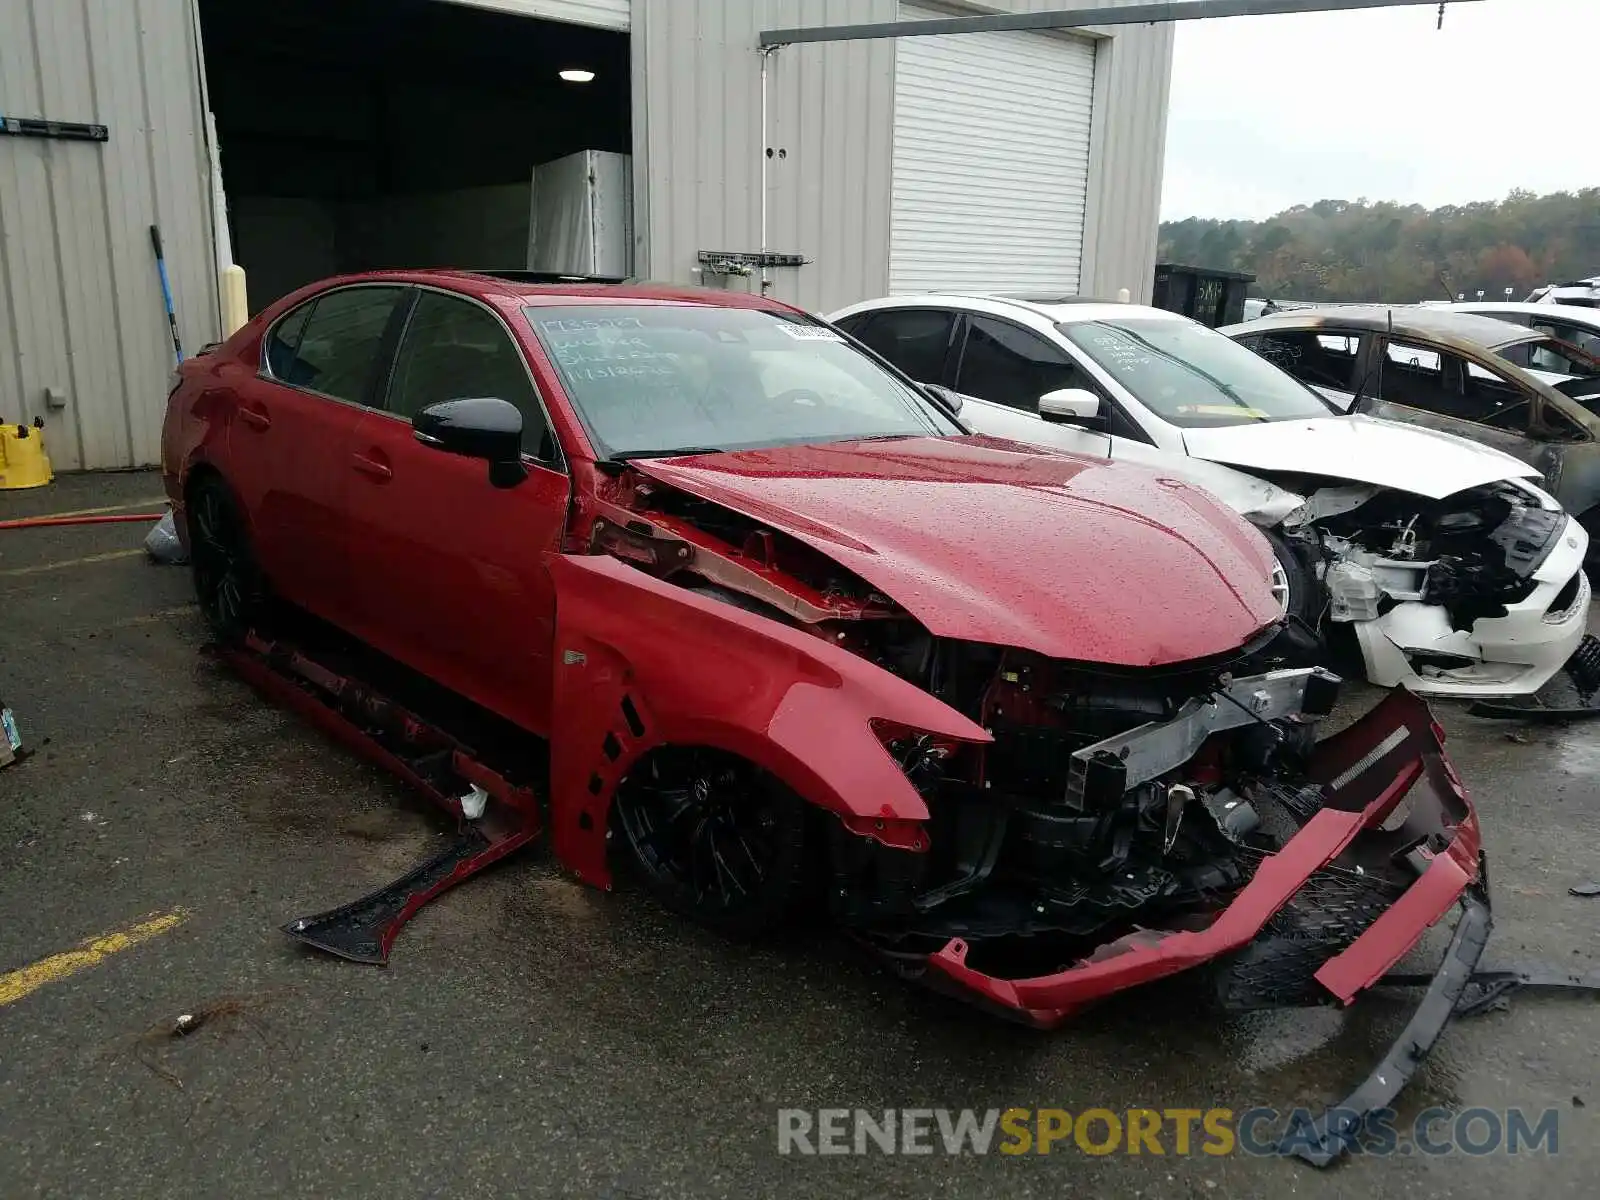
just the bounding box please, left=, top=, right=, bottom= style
left=197, top=0, right=632, bottom=311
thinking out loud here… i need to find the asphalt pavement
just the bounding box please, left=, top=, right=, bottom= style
left=2, top=471, right=1597, bottom=1199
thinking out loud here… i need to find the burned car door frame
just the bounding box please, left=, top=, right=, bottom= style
left=1359, top=328, right=1587, bottom=498
left=1243, top=315, right=1600, bottom=543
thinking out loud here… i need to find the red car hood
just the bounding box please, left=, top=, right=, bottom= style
left=631, top=436, right=1281, bottom=666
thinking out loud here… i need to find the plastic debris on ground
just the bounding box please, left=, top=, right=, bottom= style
left=1468, top=635, right=1600, bottom=722
left=144, top=510, right=188, bottom=565
left=1, top=702, right=22, bottom=769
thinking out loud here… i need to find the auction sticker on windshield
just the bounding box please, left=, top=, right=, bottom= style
left=777, top=325, right=845, bottom=341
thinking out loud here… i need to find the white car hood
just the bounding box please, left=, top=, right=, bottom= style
left=1181, top=415, right=1540, bottom=500
left=954, top=393, right=1306, bottom=524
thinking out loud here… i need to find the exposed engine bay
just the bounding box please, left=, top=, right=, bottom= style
left=829, top=639, right=1344, bottom=981
left=1271, top=478, right=1589, bottom=697
left=1299, top=481, right=1564, bottom=625
left=581, top=466, right=1479, bottom=1008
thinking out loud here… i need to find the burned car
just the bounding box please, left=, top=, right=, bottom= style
left=1225, top=305, right=1600, bottom=554
left=163, top=275, right=1489, bottom=1162
left=828, top=295, right=1591, bottom=699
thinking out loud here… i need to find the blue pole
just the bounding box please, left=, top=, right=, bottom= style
left=150, top=224, right=184, bottom=365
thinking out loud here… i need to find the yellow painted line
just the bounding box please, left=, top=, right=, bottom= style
left=0, top=547, right=145, bottom=577
left=0, top=910, right=189, bottom=1008
left=4, top=497, right=168, bottom=521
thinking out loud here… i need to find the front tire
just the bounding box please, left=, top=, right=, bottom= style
left=613, top=747, right=809, bottom=939
left=1265, top=528, right=1319, bottom=626
left=187, top=476, right=265, bottom=644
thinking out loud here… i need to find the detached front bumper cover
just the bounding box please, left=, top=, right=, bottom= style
left=919, top=687, right=1485, bottom=1166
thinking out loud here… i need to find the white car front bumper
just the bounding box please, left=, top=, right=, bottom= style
left=1353, top=517, right=1591, bottom=699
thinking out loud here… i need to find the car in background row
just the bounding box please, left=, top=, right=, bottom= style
left=827, top=294, right=1590, bottom=700
left=1221, top=306, right=1600, bottom=550
left=1527, top=276, right=1600, bottom=308
left=1422, top=301, right=1600, bottom=357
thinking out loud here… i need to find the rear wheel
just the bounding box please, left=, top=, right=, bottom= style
left=613, top=747, right=808, bottom=939
left=188, top=476, right=265, bottom=644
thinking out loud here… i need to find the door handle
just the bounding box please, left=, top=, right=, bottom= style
left=238, top=406, right=271, bottom=431
left=351, top=451, right=393, bottom=481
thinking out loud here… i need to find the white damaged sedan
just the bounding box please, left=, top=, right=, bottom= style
left=827, top=294, right=1590, bottom=699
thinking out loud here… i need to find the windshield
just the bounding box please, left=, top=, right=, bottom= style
left=524, top=304, right=962, bottom=458
left=1059, top=318, right=1337, bottom=427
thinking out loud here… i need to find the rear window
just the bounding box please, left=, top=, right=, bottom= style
left=524, top=304, right=961, bottom=458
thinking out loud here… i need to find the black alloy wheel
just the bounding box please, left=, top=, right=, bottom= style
left=613, top=747, right=808, bottom=938
left=188, top=477, right=263, bottom=644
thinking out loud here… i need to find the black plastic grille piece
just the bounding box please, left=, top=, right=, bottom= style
left=1212, top=864, right=1407, bottom=1011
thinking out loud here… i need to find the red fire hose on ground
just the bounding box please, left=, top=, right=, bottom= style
left=0, top=512, right=164, bottom=531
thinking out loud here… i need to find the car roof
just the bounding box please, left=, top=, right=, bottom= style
left=327, top=269, right=799, bottom=313
left=835, top=292, right=1191, bottom=327
left=1224, top=304, right=1545, bottom=350
left=1440, top=301, right=1600, bottom=325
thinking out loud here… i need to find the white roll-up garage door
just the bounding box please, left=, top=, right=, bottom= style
left=889, top=4, right=1096, bottom=295
left=444, top=0, right=629, bottom=30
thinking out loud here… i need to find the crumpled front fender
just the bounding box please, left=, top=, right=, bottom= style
left=545, top=553, right=991, bottom=887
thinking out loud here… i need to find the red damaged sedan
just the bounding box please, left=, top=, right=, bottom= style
left=162, top=273, right=1488, bottom=1164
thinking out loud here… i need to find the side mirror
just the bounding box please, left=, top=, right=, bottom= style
left=414, top=397, right=527, bottom=489
left=922, top=383, right=964, bottom=416
left=1039, top=388, right=1101, bottom=425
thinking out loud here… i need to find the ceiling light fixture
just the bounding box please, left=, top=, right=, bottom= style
left=559, top=69, right=596, bottom=83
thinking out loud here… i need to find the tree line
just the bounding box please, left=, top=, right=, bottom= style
left=1158, top=189, right=1600, bottom=303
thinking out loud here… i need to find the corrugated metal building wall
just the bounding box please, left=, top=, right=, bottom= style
left=634, top=0, right=1174, bottom=313
left=632, top=0, right=900, bottom=317
left=888, top=2, right=1100, bottom=295
left=0, top=0, right=219, bottom=472
left=2, top=0, right=1173, bottom=470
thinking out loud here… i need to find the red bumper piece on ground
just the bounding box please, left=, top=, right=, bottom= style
left=925, top=688, right=1482, bottom=1027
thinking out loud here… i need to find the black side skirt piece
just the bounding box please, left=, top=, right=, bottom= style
left=1287, top=881, right=1492, bottom=1167
left=282, top=825, right=535, bottom=964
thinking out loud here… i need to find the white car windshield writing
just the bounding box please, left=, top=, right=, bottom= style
left=1061, top=318, right=1337, bottom=428
left=526, top=305, right=962, bottom=459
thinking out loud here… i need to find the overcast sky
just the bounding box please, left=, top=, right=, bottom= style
left=1160, top=0, right=1598, bottom=221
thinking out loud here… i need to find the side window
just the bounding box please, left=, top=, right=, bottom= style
left=1240, top=331, right=1358, bottom=391
left=1534, top=320, right=1600, bottom=359
left=1380, top=340, right=1529, bottom=428
left=279, top=287, right=406, bottom=404
left=1462, top=362, right=1533, bottom=432
left=955, top=316, right=1095, bottom=411
left=850, top=309, right=956, bottom=384
left=263, top=301, right=314, bottom=380
left=388, top=292, right=555, bottom=460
